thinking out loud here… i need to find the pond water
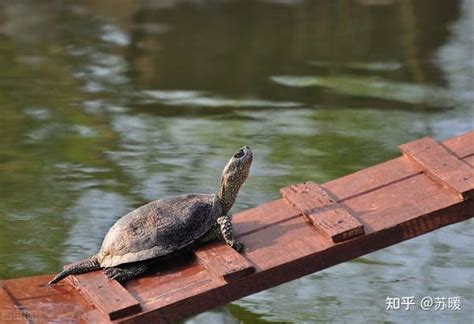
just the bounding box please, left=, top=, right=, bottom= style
left=0, top=0, right=472, bottom=322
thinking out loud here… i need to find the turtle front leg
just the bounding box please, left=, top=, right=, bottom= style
left=199, top=222, right=222, bottom=244
left=217, top=215, right=244, bottom=252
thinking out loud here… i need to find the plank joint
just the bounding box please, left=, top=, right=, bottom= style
left=399, top=137, right=474, bottom=200
left=0, top=284, right=28, bottom=323
left=195, top=243, right=255, bottom=282
left=281, top=182, right=365, bottom=242
left=68, top=271, right=141, bottom=320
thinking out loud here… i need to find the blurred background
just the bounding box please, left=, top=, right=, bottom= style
left=0, top=0, right=472, bottom=322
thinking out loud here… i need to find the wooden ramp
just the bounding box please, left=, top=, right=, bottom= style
left=1, top=131, right=473, bottom=323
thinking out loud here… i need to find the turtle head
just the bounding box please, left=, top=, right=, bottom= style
left=218, top=146, right=253, bottom=214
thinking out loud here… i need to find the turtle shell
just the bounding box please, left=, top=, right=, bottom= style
left=97, top=194, right=221, bottom=267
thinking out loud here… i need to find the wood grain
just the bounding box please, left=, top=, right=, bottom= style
left=195, top=243, right=255, bottom=282
left=68, top=271, right=141, bottom=320
left=442, top=130, right=474, bottom=159
left=0, top=284, right=28, bottom=323
left=281, top=182, right=365, bottom=242
left=400, top=136, right=474, bottom=199
left=1, top=131, right=473, bottom=323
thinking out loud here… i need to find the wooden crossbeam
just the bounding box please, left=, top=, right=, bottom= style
left=281, top=182, right=365, bottom=242
left=195, top=242, right=255, bottom=282
left=68, top=271, right=141, bottom=320
left=400, top=137, right=474, bottom=200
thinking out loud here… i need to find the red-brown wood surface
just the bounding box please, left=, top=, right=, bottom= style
left=281, top=182, right=365, bottom=242
left=0, top=284, right=28, bottom=323
left=400, top=136, right=474, bottom=199
left=195, top=242, right=255, bottom=281
left=68, top=271, right=142, bottom=320
left=0, top=131, right=473, bottom=324
left=2, top=275, right=107, bottom=322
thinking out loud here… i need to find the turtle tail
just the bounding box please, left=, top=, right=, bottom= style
left=48, top=256, right=101, bottom=285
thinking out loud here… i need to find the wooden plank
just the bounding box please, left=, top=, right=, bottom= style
left=2, top=274, right=64, bottom=300
left=234, top=199, right=301, bottom=239
left=325, top=157, right=421, bottom=202
left=15, top=285, right=107, bottom=323
left=324, top=131, right=472, bottom=203
left=399, top=137, right=474, bottom=199
left=195, top=242, right=255, bottom=282
left=131, top=197, right=473, bottom=323
left=0, top=285, right=28, bottom=323
left=126, top=260, right=218, bottom=312
left=239, top=131, right=473, bottom=237
left=281, top=182, right=365, bottom=242
left=68, top=270, right=142, bottom=320
left=2, top=131, right=474, bottom=323
left=353, top=173, right=463, bottom=232
left=465, top=155, right=474, bottom=168
left=442, top=130, right=474, bottom=159
left=0, top=274, right=109, bottom=323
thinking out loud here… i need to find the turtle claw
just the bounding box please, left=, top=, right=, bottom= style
left=104, top=264, right=151, bottom=284
left=104, top=267, right=123, bottom=282
left=231, top=241, right=244, bottom=252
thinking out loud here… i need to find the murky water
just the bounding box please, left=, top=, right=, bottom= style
left=0, top=0, right=472, bottom=322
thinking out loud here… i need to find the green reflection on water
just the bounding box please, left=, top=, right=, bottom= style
left=0, top=0, right=472, bottom=322
left=271, top=74, right=453, bottom=108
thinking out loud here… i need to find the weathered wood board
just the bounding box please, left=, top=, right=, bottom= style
left=281, top=181, right=365, bottom=242
left=0, top=131, right=473, bottom=323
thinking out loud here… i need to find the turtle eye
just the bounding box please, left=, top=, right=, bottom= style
left=234, top=150, right=244, bottom=158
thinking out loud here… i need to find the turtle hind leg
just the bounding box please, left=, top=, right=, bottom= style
left=48, top=256, right=101, bottom=285
left=104, top=262, right=151, bottom=284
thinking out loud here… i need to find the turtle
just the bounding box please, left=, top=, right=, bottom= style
left=48, top=146, right=253, bottom=285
